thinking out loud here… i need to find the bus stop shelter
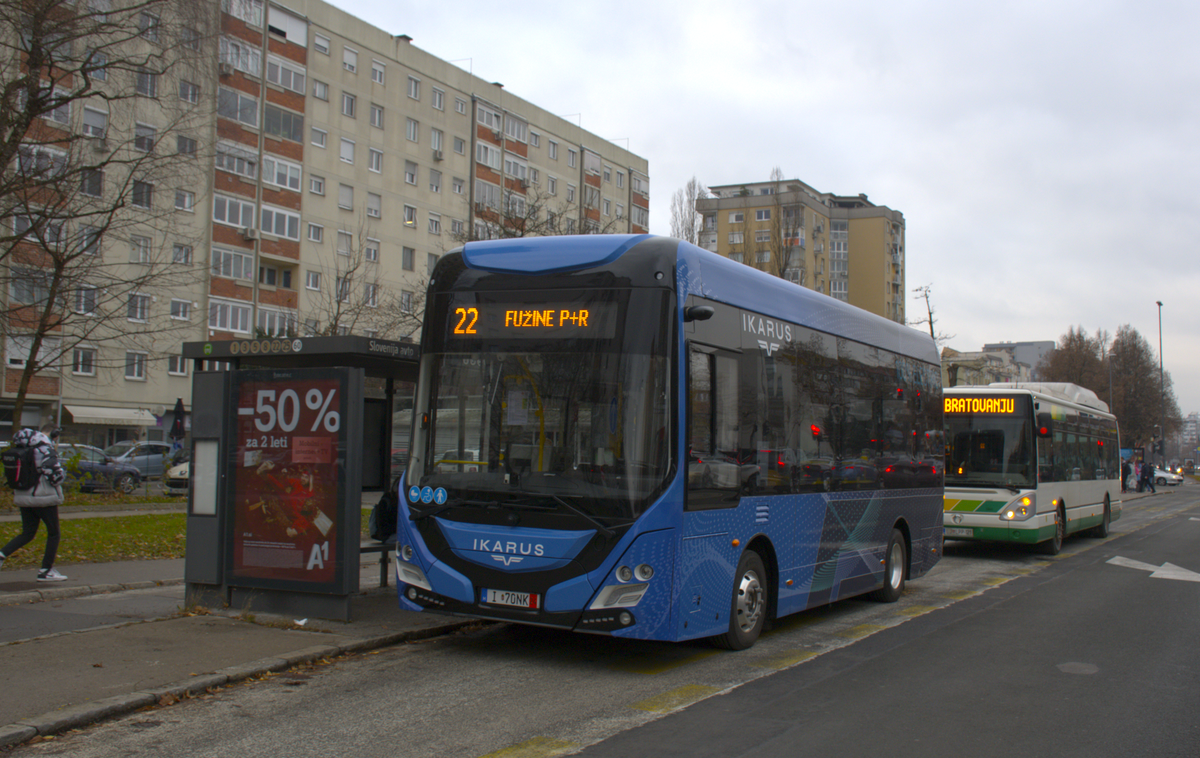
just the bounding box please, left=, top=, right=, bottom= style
left=180, top=336, right=419, bottom=621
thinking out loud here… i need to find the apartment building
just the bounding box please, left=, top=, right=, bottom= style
left=695, top=178, right=904, bottom=323
left=3, top=0, right=650, bottom=446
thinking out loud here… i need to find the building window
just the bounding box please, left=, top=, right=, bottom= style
left=263, top=155, right=302, bottom=191
left=729, top=211, right=744, bottom=223
left=168, top=355, right=187, bottom=376
left=223, top=0, right=263, bottom=26
left=313, top=80, right=328, bottom=100
left=342, top=92, right=356, bottom=117
left=219, top=37, right=260, bottom=75
left=428, top=213, right=441, bottom=235
left=127, top=293, right=150, bottom=322
left=134, top=124, right=156, bottom=152
left=365, top=238, right=379, bottom=262
left=756, top=209, right=771, bottom=221
left=257, top=308, right=297, bottom=337
left=432, top=88, right=444, bottom=110
left=548, top=176, right=557, bottom=195
left=455, top=97, right=467, bottom=114
left=74, top=286, right=97, bottom=315
left=82, top=107, right=107, bottom=137
left=402, top=247, right=414, bottom=271
left=218, top=86, right=258, bottom=127
left=211, top=247, right=253, bottom=280
left=370, top=103, right=383, bottom=128
left=405, top=160, right=417, bottom=185
left=208, top=297, right=251, bottom=333
left=368, top=148, right=382, bottom=173
left=367, top=192, right=381, bottom=218
left=339, top=138, right=354, bottom=163
left=338, top=183, right=353, bottom=209
left=406, top=118, right=419, bottom=142
left=337, top=231, right=352, bottom=255
left=429, top=169, right=441, bottom=193
left=80, top=168, right=103, bottom=197
left=132, top=180, right=153, bottom=209
left=73, top=347, right=96, bottom=376
left=311, top=127, right=326, bottom=147
left=371, top=60, right=385, bottom=83
left=216, top=141, right=256, bottom=178
left=173, top=243, right=192, bottom=264
left=454, top=137, right=465, bottom=154
left=212, top=194, right=256, bottom=228
left=179, top=80, right=199, bottom=103
left=549, top=141, right=558, bottom=160
left=309, top=175, right=324, bottom=194
left=403, top=205, right=417, bottom=227
left=130, top=235, right=152, bottom=263
left=170, top=299, right=191, bottom=320
left=313, top=33, right=329, bottom=55
left=177, top=135, right=197, bottom=155
left=452, top=177, right=464, bottom=195
left=342, top=47, right=357, bottom=73
left=136, top=68, right=157, bottom=96
left=264, top=105, right=303, bottom=142
left=266, top=55, right=306, bottom=94
left=305, top=270, right=321, bottom=290
left=335, top=277, right=350, bottom=302
left=175, top=189, right=194, bottom=211
left=364, top=283, right=378, bottom=307
left=260, top=205, right=300, bottom=239
left=307, top=223, right=323, bottom=242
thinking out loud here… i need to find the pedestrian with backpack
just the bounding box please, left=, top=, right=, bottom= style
left=0, top=425, right=68, bottom=581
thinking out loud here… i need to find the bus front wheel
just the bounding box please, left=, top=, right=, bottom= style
left=1040, top=505, right=1065, bottom=555
left=713, top=550, right=767, bottom=651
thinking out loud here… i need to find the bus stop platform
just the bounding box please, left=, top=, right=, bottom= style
left=0, top=555, right=476, bottom=749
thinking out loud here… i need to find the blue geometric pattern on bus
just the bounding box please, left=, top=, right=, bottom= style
left=463, top=234, right=651, bottom=275
left=673, top=487, right=943, bottom=642
left=436, top=519, right=595, bottom=573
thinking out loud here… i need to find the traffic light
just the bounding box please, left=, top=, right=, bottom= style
left=810, top=424, right=822, bottom=441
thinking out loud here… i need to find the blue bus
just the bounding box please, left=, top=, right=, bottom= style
left=395, top=235, right=943, bottom=649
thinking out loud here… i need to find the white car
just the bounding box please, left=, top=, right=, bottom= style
left=1154, top=467, right=1183, bottom=486
left=164, top=461, right=190, bottom=494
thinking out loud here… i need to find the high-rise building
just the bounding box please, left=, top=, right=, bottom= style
left=695, top=178, right=904, bottom=323
left=3, top=0, right=649, bottom=445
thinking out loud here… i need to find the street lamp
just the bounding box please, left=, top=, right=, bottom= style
left=1157, top=301, right=1164, bottom=465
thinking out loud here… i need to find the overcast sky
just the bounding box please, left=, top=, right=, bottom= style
left=337, top=0, right=1200, bottom=416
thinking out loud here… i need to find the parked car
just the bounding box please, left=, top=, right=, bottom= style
left=164, top=461, right=190, bottom=494
left=1154, top=467, right=1183, bottom=486
left=103, top=440, right=174, bottom=479
left=57, top=443, right=142, bottom=494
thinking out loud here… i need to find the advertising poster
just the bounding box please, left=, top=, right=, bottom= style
left=229, top=369, right=346, bottom=589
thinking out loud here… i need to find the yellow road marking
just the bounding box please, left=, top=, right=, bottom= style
left=751, top=650, right=818, bottom=669
left=838, top=623, right=884, bottom=640
left=607, top=649, right=720, bottom=675
left=899, top=605, right=938, bottom=616
left=477, top=736, right=578, bottom=758
left=631, top=684, right=720, bottom=713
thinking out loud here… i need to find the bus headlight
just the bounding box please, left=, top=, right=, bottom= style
left=1000, top=495, right=1035, bottom=521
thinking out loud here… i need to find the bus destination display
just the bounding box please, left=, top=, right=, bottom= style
left=944, top=396, right=1017, bottom=414
left=448, top=303, right=618, bottom=340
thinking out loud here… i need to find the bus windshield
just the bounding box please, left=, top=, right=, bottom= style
left=944, top=395, right=1037, bottom=489
left=408, top=290, right=673, bottom=522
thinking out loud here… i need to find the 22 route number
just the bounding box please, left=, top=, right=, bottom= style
left=454, top=307, right=479, bottom=335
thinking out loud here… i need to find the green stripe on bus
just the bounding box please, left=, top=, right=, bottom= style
left=944, top=499, right=1007, bottom=513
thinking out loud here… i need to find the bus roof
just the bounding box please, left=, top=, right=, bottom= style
left=948, top=382, right=1111, bottom=414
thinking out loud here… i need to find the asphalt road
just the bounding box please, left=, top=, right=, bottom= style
left=14, top=484, right=1200, bottom=758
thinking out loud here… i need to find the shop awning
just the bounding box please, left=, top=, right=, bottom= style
left=64, top=405, right=156, bottom=426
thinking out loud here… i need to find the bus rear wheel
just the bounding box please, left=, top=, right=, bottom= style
left=713, top=550, right=767, bottom=651
left=1040, top=505, right=1065, bottom=555
left=870, top=528, right=907, bottom=602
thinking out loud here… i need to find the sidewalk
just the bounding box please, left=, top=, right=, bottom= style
left=0, top=548, right=474, bottom=749
left=0, top=487, right=1170, bottom=748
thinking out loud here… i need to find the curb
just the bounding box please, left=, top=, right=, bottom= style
left=0, top=578, right=185, bottom=607
left=0, top=619, right=477, bottom=749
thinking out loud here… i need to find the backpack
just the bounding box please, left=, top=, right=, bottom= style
left=2, top=444, right=41, bottom=491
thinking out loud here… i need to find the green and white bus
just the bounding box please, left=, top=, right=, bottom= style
left=943, top=383, right=1120, bottom=554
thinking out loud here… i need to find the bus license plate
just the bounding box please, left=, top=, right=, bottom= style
left=482, top=589, right=539, bottom=609
left=945, top=527, right=972, bottom=538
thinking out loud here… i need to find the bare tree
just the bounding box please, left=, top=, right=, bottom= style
left=669, top=176, right=707, bottom=244
left=450, top=186, right=625, bottom=242
left=1, top=0, right=217, bottom=422
left=909, top=284, right=955, bottom=346
left=761, top=167, right=804, bottom=283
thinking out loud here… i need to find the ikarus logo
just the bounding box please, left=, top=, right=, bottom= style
left=473, top=538, right=546, bottom=567
left=743, top=312, right=792, bottom=356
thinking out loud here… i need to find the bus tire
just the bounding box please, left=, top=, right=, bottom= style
left=1040, top=505, right=1065, bottom=555
left=870, top=528, right=906, bottom=602
left=1089, top=496, right=1111, bottom=538
left=713, top=550, right=767, bottom=651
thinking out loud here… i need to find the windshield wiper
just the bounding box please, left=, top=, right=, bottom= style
left=548, top=494, right=615, bottom=538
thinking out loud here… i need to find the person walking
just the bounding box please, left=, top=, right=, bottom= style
left=0, top=426, right=68, bottom=581
left=1140, top=458, right=1156, bottom=494
left=1121, top=458, right=1131, bottom=493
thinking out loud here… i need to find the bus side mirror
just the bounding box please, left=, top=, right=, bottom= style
left=684, top=305, right=715, bottom=322
left=1036, top=412, right=1053, bottom=438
